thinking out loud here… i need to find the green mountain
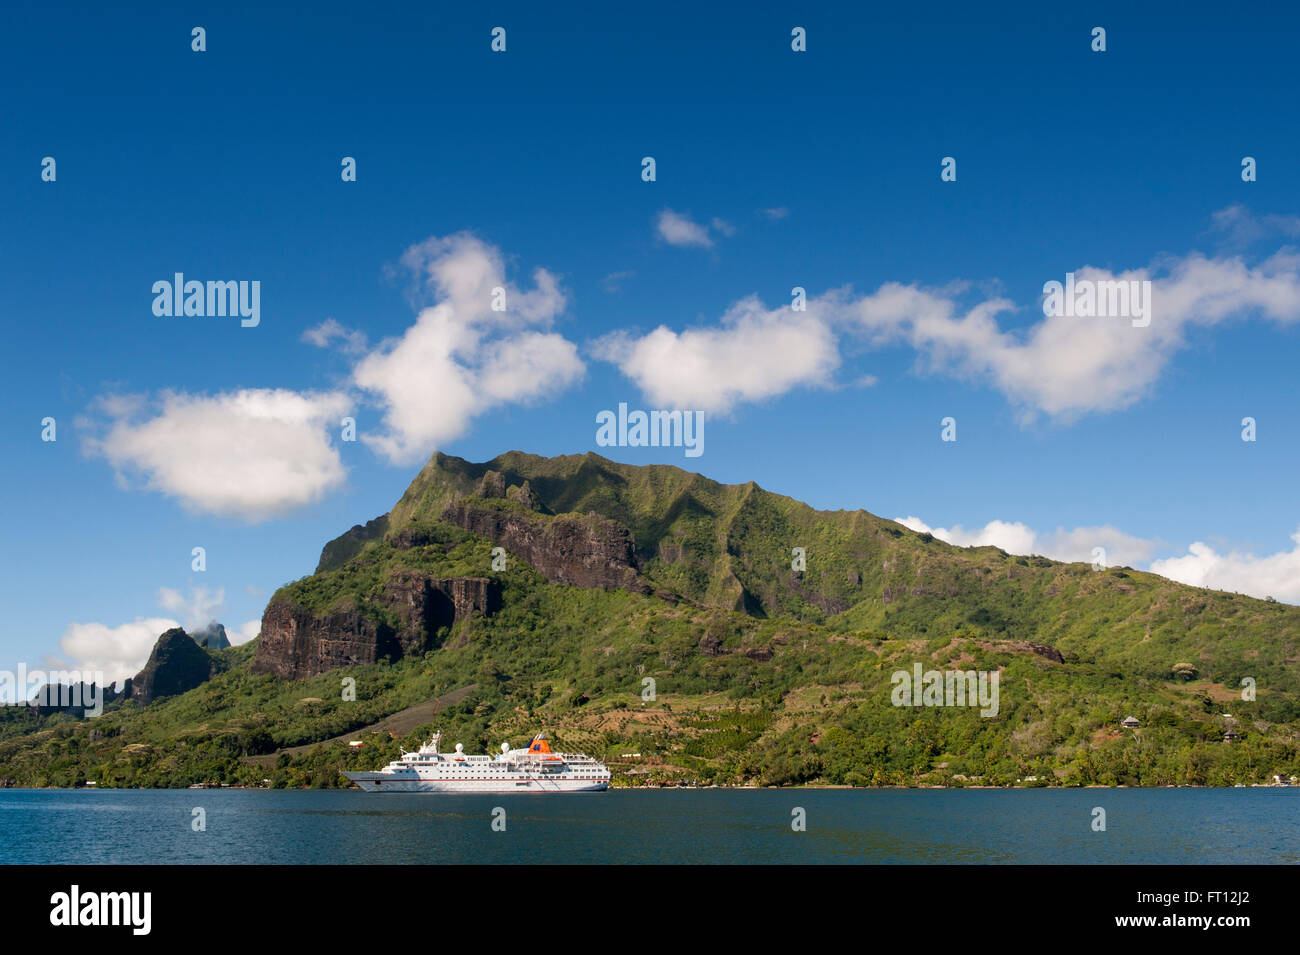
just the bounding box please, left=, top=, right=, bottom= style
left=3, top=450, right=1299, bottom=789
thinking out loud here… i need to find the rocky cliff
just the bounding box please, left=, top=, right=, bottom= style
left=439, top=500, right=648, bottom=594
left=243, top=450, right=1300, bottom=699
left=251, top=575, right=499, bottom=680
left=250, top=465, right=659, bottom=680
left=131, top=627, right=219, bottom=706
left=419, top=466, right=648, bottom=593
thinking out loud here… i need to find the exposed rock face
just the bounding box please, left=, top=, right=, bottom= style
left=1020, top=641, right=1065, bottom=663
left=255, top=475, right=642, bottom=680
left=252, top=601, right=384, bottom=681
left=439, top=501, right=648, bottom=593
left=383, top=573, right=498, bottom=657
left=475, top=470, right=507, bottom=499
left=508, top=479, right=535, bottom=510
left=252, top=576, right=499, bottom=680
left=131, top=628, right=217, bottom=706
left=698, top=632, right=725, bottom=656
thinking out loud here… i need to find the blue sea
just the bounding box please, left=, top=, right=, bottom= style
left=1, top=788, right=1296, bottom=864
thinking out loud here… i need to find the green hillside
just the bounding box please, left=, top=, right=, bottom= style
left=2, top=451, right=1298, bottom=789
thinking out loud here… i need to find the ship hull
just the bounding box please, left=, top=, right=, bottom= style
left=343, top=771, right=608, bottom=793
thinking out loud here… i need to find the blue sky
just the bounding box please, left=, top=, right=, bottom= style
left=3, top=1, right=1299, bottom=686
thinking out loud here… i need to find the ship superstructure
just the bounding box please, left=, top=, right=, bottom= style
left=343, top=732, right=610, bottom=793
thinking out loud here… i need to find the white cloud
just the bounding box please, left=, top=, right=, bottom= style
left=1209, top=204, right=1300, bottom=248
left=157, top=585, right=225, bottom=630
left=593, top=293, right=841, bottom=413
left=1150, top=529, right=1300, bottom=604
left=86, top=233, right=586, bottom=512
left=86, top=389, right=351, bottom=522
left=229, top=619, right=261, bottom=645
left=758, top=206, right=789, bottom=221
left=896, top=513, right=1300, bottom=604
left=603, top=234, right=1300, bottom=421
left=46, top=588, right=262, bottom=688
left=710, top=217, right=736, bottom=237
left=398, top=232, right=566, bottom=323
left=601, top=270, right=635, bottom=293
left=895, top=516, right=1157, bottom=568
left=1035, top=525, right=1159, bottom=566
left=895, top=516, right=1039, bottom=556
left=354, top=232, right=584, bottom=464
left=655, top=209, right=717, bottom=249
left=54, top=617, right=180, bottom=687
left=854, top=250, right=1300, bottom=419
left=302, top=318, right=368, bottom=355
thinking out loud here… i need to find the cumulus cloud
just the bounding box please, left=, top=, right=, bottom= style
left=47, top=585, right=264, bottom=686
left=854, top=250, right=1300, bottom=420
left=896, top=513, right=1300, bottom=604
left=354, top=232, right=584, bottom=464
left=84, top=233, right=586, bottom=514
left=1035, top=525, right=1161, bottom=566
left=1209, top=204, right=1300, bottom=248
left=302, top=317, right=368, bottom=355
left=895, top=515, right=1038, bottom=555
left=85, top=389, right=351, bottom=521
left=53, top=617, right=180, bottom=687
left=229, top=619, right=261, bottom=645
left=603, top=226, right=1300, bottom=421
left=655, top=209, right=720, bottom=249
left=895, top=516, right=1158, bottom=568
left=1150, top=529, right=1300, bottom=604
left=593, top=293, right=841, bottom=413
left=157, top=585, right=225, bottom=630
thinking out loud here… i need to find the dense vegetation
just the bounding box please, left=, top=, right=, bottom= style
left=2, top=451, right=1298, bottom=789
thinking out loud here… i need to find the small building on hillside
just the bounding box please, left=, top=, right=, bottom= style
left=1120, top=716, right=1140, bottom=729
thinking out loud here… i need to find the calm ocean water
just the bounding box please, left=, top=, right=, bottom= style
left=1, top=788, right=1296, bottom=864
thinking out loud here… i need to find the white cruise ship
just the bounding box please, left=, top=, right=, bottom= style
left=343, top=732, right=610, bottom=793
